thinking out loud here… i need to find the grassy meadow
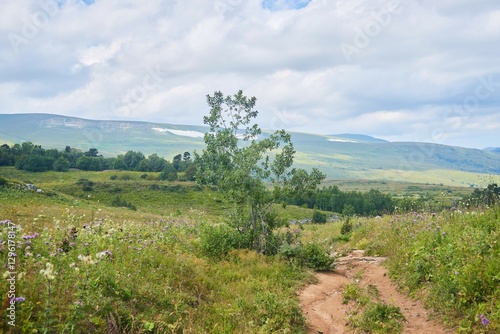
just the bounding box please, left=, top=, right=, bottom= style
left=1, top=166, right=499, bottom=333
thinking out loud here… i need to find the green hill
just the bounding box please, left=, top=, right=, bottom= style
left=1, top=113, right=499, bottom=186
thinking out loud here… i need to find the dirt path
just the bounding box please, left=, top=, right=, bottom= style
left=299, top=250, right=454, bottom=334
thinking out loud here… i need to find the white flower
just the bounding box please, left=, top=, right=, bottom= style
left=78, top=254, right=96, bottom=265
left=40, top=262, right=56, bottom=281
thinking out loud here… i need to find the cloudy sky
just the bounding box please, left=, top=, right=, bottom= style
left=1, top=0, right=499, bottom=149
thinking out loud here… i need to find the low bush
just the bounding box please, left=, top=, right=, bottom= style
left=279, top=242, right=335, bottom=271
left=199, top=224, right=251, bottom=258
left=312, top=210, right=327, bottom=224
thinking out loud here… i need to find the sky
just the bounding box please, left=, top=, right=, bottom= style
left=0, top=0, right=499, bottom=149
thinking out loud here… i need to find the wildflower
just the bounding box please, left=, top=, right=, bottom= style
left=480, top=314, right=490, bottom=326
left=96, top=251, right=111, bottom=260
left=78, top=254, right=96, bottom=265
left=454, top=271, right=459, bottom=275
left=69, top=262, right=80, bottom=272
left=40, top=262, right=56, bottom=280
left=11, top=297, right=25, bottom=303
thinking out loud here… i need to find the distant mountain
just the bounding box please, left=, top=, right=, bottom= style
left=330, top=134, right=388, bottom=143
left=484, top=147, right=500, bottom=154
left=1, top=113, right=500, bottom=186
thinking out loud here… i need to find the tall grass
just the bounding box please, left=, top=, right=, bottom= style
left=0, top=168, right=315, bottom=333
left=349, top=209, right=500, bottom=333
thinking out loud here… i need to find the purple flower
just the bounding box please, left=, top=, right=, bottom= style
left=454, top=271, right=459, bottom=275
left=11, top=297, right=25, bottom=303
left=480, top=314, right=490, bottom=326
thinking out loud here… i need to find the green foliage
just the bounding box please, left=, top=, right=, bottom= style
left=358, top=303, right=405, bottom=333
left=340, top=218, right=353, bottom=235
left=301, top=242, right=335, bottom=271
left=158, top=162, right=177, bottom=181
left=343, top=281, right=404, bottom=333
left=17, top=155, right=55, bottom=172
left=76, top=156, right=104, bottom=171
left=283, top=186, right=394, bottom=216
left=0, top=197, right=310, bottom=333
left=199, top=224, right=251, bottom=257
left=53, top=156, right=70, bottom=172
left=342, top=203, right=356, bottom=217
left=349, top=208, right=500, bottom=333
left=110, top=195, right=137, bottom=210
left=76, top=178, right=94, bottom=191
left=459, top=183, right=500, bottom=208
left=195, top=90, right=325, bottom=253
left=279, top=242, right=335, bottom=271
left=312, top=210, right=327, bottom=224
left=0, top=176, right=7, bottom=187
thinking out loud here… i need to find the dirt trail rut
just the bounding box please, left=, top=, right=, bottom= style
left=299, top=250, right=454, bottom=334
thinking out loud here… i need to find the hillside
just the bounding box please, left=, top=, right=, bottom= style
left=1, top=113, right=500, bottom=186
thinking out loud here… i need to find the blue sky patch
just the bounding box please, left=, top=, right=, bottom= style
left=261, top=0, right=312, bottom=11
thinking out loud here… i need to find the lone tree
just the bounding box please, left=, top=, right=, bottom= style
left=195, top=90, right=325, bottom=253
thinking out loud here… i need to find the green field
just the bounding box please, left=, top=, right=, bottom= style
left=0, top=167, right=498, bottom=333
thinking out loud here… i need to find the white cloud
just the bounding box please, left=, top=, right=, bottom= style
left=0, top=0, right=499, bottom=148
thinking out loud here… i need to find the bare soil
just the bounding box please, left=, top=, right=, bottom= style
left=299, top=250, right=455, bottom=334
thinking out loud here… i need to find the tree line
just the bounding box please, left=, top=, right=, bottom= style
left=281, top=185, right=395, bottom=216
left=0, top=142, right=195, bottom=180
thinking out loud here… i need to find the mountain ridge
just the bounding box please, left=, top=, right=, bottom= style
left=1, top=113, right=500, bottom=186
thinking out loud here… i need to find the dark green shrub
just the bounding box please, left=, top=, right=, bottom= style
left=279, top=242, right=335, bottom=271
left=341, top=218, right=353, bottom=235
left=109, top=175, right=117, bottom=180
left=76, top=178, right=94, bottom=191
left=0, top=177, right=7, bottom=187
left=199, top=224, right=250, bottom=258
left=110, top=195, right=137, bottom=211
left=302, top=243, right=335, bottom=271
left=312, top=210, right=327, bottom=224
